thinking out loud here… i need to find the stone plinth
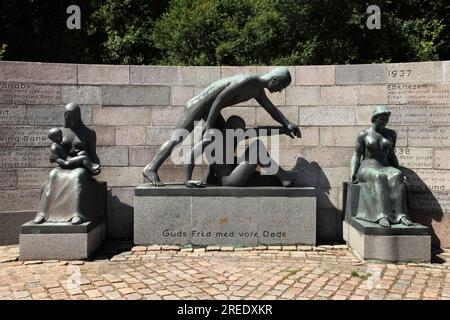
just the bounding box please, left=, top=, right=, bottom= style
left=342, top=182, right=431, bottom=262
left=134, top=184, right=317, bottom=246
left=20, top=221, right=106, bottom=260
left=343, top=218, right=431, bottom=262
left=19, top=179, right=107, bottom=260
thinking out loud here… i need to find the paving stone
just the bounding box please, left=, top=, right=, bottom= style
left=234, top=247, right=253, bottom=251
left=254, top=246, right=268, bottom=251
left=221, top=247, right=234, bottom=252
left=0, top=243, right=449, bottom=300
left=23, top=260, right=42, bottom=265
left=146, top=245, right=161, bottom=251
left=281, top=246, right=297, bottom=251
left=206, top=246, right=221, bottom=251
left=161, top=245, right=181, bottom=251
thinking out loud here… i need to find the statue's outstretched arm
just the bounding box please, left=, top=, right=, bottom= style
left=255, top=92, right=301, bottom=138
left=255, top=91, right=289, bottom=127
left=249, top=126, right=287, bottom=137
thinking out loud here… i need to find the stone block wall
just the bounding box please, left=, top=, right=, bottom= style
left=0, top=61, right=449, bottom=246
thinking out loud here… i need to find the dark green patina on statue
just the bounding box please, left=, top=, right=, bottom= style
left=350, top=105, right=413, bottom=228
left=33, top=103, right=103, bottom=225
left=142, top=67, right=301, bottom=186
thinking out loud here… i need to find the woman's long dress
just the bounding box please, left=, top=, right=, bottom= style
left=355, top=133, right=408, bottom=224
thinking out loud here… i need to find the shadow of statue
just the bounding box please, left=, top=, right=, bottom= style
left=89, top=192, right=134, bottom=261
left=206, top=155, right=341, bottom=244
left=402, top=167, right=444, bottom=252
left=290, top=157, right=342, bottom=244
left=107, top=192, right=134, bottom=241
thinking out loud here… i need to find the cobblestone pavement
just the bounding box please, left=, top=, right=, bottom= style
left=1, top=243, right=450, bottom=300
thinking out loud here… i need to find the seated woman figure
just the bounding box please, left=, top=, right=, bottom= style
left=34, top=103, right=101, bottom=225
left=350, top=105, right=413, bottom=228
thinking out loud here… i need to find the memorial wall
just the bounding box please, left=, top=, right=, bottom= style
left=0, top=60, right=449, bottom=247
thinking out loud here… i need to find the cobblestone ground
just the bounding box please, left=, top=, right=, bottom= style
left=1, top=243, right=450, bottom=300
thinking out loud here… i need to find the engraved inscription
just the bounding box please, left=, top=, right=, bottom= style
left=408, top=127, right=450, bottom=147
left=388, top=106, right=427, bottom=125
left=0, top=126, right=50, bottom=147
left=0, top=148, right=50, bottom=168
left=0, top=105, right=27, bottom=125
left=386, top=105, right=450, bottom=125
left=408, top=190, right=450, bottom=214
left=0, top=82, right=61, bottom=105
left=405, top=169, right=450, bottom=192
left=387, top=69, right=412, bottom=78
left=387, top=84, right=450, bottom=105
left=396, top=147, right=433, bottom=169
left=0, top=170, right=17, bottom=189
left=428, top=106, right=450, bottom=125
left=0, top=127, right=13, bottom=146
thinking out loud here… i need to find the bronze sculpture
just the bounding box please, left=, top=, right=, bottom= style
left=350, top=105, right=413, bottom=228
left=34, top=102, right=102, bottom=225
left=48, top=127, right=100, bottom=175
left=184, top=115, right=297, bottom=187
left=142, top=67, right=301, bottom=186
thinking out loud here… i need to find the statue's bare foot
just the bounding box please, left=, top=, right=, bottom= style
left=400, top=216, right=413, bottom=226
left=378, top=218, right=391, bottom=228
left=71, top=215, right=83, bottom=225
left=143, top=169, right=165, bottom=187
left=184, top=180, right=205, bottom=188
left=34, top=212, right=45, bottom=224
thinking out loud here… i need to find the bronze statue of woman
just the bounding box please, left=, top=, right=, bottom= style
left=34, top=102, right=101, bottom=225
left=350, top=105, right=413, bottom=228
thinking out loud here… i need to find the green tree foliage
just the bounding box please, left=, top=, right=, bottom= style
left=152, top=0, right=288, bottom=65
left=152, top=0, right=449, bottom=65
left=0, top=0, right=448, bottom=65
left=0, top=0, right=98, bottom=63
left=87, top=0, right=169, bottom=64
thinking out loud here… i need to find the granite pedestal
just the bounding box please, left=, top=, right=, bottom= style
left=134, top=184, right=317, bottom=246
left=342, top=182, right=431, bottom=262
left=20, top=221, right=106, bottom=260
left=19, top=181, right=108, bottom=261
